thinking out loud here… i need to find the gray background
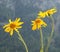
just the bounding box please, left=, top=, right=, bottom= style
left=0, top=0, right=60, bottom=52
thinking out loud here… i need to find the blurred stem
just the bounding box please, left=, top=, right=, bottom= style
left=40, top=28, right=44, bottom=52
left=17, top=31, right=28, bottom=52
left=45, top=15, right=54, bottom=52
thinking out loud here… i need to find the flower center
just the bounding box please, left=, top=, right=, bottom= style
left=10, top=23, right=16, bottom=29
left=35, top=19, right=41, bottom=24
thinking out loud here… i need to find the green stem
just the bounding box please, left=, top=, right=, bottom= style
left=17, top=31, right=28, bottom=52
left=45, top=15, right=54, bottom=52
left=40, top=28, right=44, bottom=52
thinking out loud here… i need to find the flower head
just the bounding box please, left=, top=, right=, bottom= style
left=31, top=18, right=47, bottom=30
left=37, top=11, right=46, bottom=18
left=45, top=8, right=57, bottom=17
left=3, top=18, right=24, bottom=36
left=37, top=8, right=57, bottom=18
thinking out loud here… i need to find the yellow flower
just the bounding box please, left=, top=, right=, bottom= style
left=3, top=18, right=24, bottom=36
left=31, top=18, right=47, bottom=30
left=37, top=11, right=46, bottom=18
left=37, top=8, right=57, bottom=18
left=45, top=8, right=57, bottom=16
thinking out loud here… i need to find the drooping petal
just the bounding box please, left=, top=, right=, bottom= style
left=14, top=28, right=19, bottom=32
left=37, top=24, right=41, bottom=29
left=10, top=29, right=13, bottom=36
left=4, top=27, right=11, bottom=32
left=43, top=22, right=47, bottom=27
left=32, top=24, right=37, bottom=30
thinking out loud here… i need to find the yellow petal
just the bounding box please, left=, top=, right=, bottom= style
left=10, top=29, right=13, bottom=36
left=38, top=11, right=46, bottom=18
left=4, top=27, right=11, bottom=32
left=31, top=21, right=34, bottom=23
left=17, top=26, right=22, bottom=28
left=37, top=24, right=41, bottom=29
left=15, top=18, right=20, bottom=22
left=38, top=11, right=42, bottom=15
left=43, top=22, right=47, bottom=27
left=32, top=24, right=37, bottom=30
left=14, top=28, right=19, bottom=32
left=31, top=21, right=35, bottom=25
left=3, top=24, right=9, bottom=28
left=17, top=22, right=24, bottom=25
left=51, top=8, right=57, bottom=12
left=9, top=19, right=12, bottom=23
left=45, top=12, right=49, bottom=16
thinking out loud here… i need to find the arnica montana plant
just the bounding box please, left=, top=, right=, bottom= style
left=36, top=8, right=57, bottom=52
left=2, top=7, right=57, bottom=52
left=3, top=18, right=28, bottom=52
left=31, top=18, right=47, bottom=52
left=37, top=8, right=57, bottom=18
left=31, top=18, right=47, bottom=30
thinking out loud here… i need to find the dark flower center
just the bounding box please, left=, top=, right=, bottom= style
left=10, top=23, right=16, bottom=29
left=35, top=19, right=41, bottom=23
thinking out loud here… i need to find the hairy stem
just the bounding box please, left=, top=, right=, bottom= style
left=45, top=15, right=54, bottom=52
left=40, top=28, right=44, bottom=52
left=17, top=31, right=28, bottom=52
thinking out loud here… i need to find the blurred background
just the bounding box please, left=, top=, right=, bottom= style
left=0, top=0, right=60, bottom=52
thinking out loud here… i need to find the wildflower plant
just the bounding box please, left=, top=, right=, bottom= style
left=37, top=8, right=57, bottom=52
left=3, top=18, right=28, bottom=52
left=38, top=8, right=57, bottom=18
left=38, top=11, right=46, bottom=18
left=31, top=18, right=47, bottom=30
left=2, top=7, right=57, bottom=52
left=31, top=18, right=47, bottom=52
left=45, top=8, right=57, bottom=52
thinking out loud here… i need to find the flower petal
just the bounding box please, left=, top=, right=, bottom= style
left=9, top=19, right=12, bottom=23
left=14, top=28, right=19, bottom=32
left=42, top=21, right=47, bottom=27
left=17, top=22, right=24, bottom=25
left=4, top=27, right=11, bottom=32
left=32, top=24, right=37, bottom=30
left=31, top=21, right=35, bottom=25
left=10, top=29, right=13, bottom=36
left=37, top=24, right=41, bottom=29
left=17, top=26, right=22, bottom=28
left=38, top=11, right=46, bottom=18
left=3, top=24, right=9, bottom=28
left=15, top=18, right=20, bottom=22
